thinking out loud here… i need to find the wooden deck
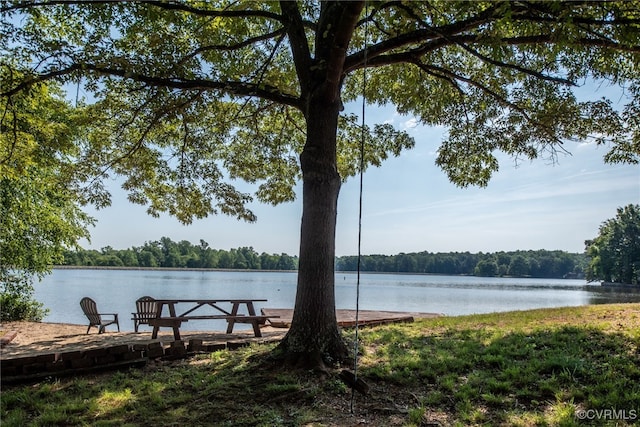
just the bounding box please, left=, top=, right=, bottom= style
left=261, top=308, right=443, bottom=328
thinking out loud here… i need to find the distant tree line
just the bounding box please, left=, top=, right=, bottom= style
left=62, top=238, right=586, bottom=279
left=61, top=237, right=298, bottom=270
left=336, top=250, right=587, bottom=279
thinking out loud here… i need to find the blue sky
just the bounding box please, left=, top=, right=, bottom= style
left=80, top=94, right=639, bottom=256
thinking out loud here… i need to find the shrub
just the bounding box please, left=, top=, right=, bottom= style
left=0, top=273, right=48, bottom=321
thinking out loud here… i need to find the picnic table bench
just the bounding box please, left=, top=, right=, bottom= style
left=147, top=299, right=277, bottom=340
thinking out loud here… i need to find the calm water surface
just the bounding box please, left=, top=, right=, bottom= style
left=35, top=269, right=640, bottom=332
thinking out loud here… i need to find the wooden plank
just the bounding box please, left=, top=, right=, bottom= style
left=151, top=299, right=267, bottom=304
left=261, top=308, right=443, bottom=328
left=147, top=315, right=277, bottom=321
left=229, top=316, right=271, bottom=324
left=148, top=318, right=184, bottom=327
left=148, top=315, right=280, bottom=339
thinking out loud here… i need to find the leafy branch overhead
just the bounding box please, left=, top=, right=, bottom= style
left=2, top=1, right=639, bottom=222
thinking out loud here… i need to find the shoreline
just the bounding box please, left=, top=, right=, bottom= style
left=53, top=265, right=298, bottom=273
left=53, top=265, right=592, bottom=280
left=589, top=282, right=640, bottom=292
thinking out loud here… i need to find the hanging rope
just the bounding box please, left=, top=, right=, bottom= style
left=349, top=2, right=369, bottom=414
left=75, top=76, right=81, bottom=107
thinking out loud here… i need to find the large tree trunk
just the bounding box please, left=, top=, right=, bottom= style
left=275, top=0, right=364, bottom=369
left=276, top=98, right=350, bottom=369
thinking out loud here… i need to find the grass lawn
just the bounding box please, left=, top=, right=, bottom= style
left=2, top=303, right=639, bottom=426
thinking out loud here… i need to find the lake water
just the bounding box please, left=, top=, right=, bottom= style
left=34, top=269, right=640, bottom=332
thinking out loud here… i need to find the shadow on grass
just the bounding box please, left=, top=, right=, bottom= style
left=360, top=324, right=640, bottom=425
left=0, top=347, right=324, bottom=427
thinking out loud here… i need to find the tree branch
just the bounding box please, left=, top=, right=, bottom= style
left=316, top=1, right=364, bottom=102
left=2, top=63, right=303, bottom=110
left=414, top=61, right=561, bottom=143
left=1, top=0, right=115, bottom=13
left=385, top=2, right=577, bottom=85
left=141, top=1, right=282, bottom=21
left=346, top=1, right=640, bottom=72
left=279, top=1, right=312, bottom=94
left=514, top=1, right=640, bottom=26
left=1, top=1, right=282, bottom=21
left=95, top=90, right=204, bottom=183
left=345, top=2, right=505, bottom=71
left=88, top=66, right=301, bottom=108
left=1, top=65, right=82, bottom=97
left=346, top=31, right=640, bottom=74
left=453, top=42, right=576, bottom=86
left=187, top=28, right=286, bottom=55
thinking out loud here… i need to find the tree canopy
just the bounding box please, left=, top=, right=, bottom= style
left=2, top=1, right=639, bottom=366
left=586, top=204, right=640, bottom=285
left=0, top=75, right=94, bottom=320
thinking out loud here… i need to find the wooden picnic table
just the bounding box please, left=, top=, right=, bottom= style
left=148, top=299, right=275, bottom=340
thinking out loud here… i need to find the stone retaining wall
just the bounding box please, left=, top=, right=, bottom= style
left=1, top=339, right=250, bottom=384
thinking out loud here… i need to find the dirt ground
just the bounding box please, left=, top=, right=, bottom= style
left=1, top=321, right=88, bottom=346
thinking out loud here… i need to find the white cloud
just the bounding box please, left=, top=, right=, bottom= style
left=403, top=117, right=418, bottom=129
